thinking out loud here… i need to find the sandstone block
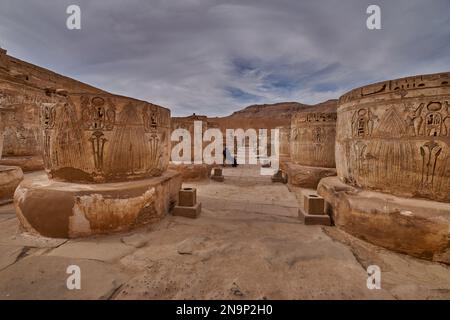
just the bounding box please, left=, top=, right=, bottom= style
left=14, top=170, right=182, bottom=238
left=179, top=187, right=197, bottom=207
left=318, top=176, right=450, bottom=264
left=303, top=193, right=325, bottom=215
left=285, top=162, right=336, bottom=188
left=173, top=203, right=202, bottom=219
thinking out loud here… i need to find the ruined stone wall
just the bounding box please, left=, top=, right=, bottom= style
left=290, top=112, right=336, bottom=168
left=337, top=72, right=450, bottom=202
left=41, top=93, right=170, bottom=183
left=0, top=76, right=54, bottom=158
left=0, top=49, right=106, bottom=163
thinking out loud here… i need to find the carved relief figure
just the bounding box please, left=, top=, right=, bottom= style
left=420, top=141, right=442, bottom=189
left=351, top=108, right=376, bottom=138
left=143, top=105, right=160, bottom=133
left=374, top=107, right=406, bottom=138
left=54, top=102, right=88, bottom=169
left=312, top=127, right=323, bottom=143
left=40, top=103, right=56, bottom=167
left=406, top=102, right=450, bottom=137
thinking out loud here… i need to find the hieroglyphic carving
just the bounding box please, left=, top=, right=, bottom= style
left=291, top=111, right=336, bottom=168
left=312, top=127, right=323, bottom=143
left=351, top=108, right=377, bottom=138
left=339, top=72, right=450, bottom=104
left=337, top=72, right=450, bottom=202
left=405, top=102, right=450, bottom=137
left=89, top=131, right=107, bottom=171
left=374, top=107, right=406, bottom=138
left=40, top=103, right=56, bottom=167
left=420, top=141, right=442, bottom=189
left=81, top=96, right=116, bottom=171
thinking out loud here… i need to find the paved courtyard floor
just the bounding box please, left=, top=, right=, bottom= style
left=1, top=165, right=450, bottom=299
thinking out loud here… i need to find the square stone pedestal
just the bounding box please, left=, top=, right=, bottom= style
left=318, top=176, right=450, bottom=264
left=271, top=170, right=287, bottom=183
left=298, top=192, right=331, bottom=226
left=211, top=168, right=224, bottom=182
left=173, top=187, right=202, bottom=219
left=173, top=203, right=202, bottom=219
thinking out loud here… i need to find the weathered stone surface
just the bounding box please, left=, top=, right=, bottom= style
left=0, top=245, right=23, bottom=271
left=121, top=234, right=148, bottom=248
left=298, top=208, right=331, bottom=226
left=40, top=94, right=171, bottom=183
left=0, top=256, right=128, bottom=300
left=286, top=162, right=336, bottom=188
left=211, top=167, right=224, bottom=182
left=303, top=193, right=325, bottom=215
left=178, top=187, right=197, bottom=206
left=0, top=81, right=47, bottom=163
left=173, top=203, right=202, bottom=219
left=14, top=170, right=182, bottom=238
left=0, top=165, right=23, bottom=204
left=318, top=176, right=450, bottom=263
left=48, top=237, right=136, bottom=262
left=168, top=163, right=213, bottom=181
left=276, top=125, right=291, bottom=157
left=337, top=72, right=450, bottom=202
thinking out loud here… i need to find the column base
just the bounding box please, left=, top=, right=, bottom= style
left=298, top=208, right=331, bottom=226
left=173, top=203, right=202, bottom=219
left=318, top=176, right=450, bottom=264
left=0, top=155, right=44, bottom=172
left=14, top=170, right=182, bottom=238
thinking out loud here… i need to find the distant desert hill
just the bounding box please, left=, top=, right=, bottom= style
left=207, top=99, right=338, bottom=130
left=229, top=100, right=337, bottom=118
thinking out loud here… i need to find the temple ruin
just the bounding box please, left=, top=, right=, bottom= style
left=1, top=46, right=450, bottom=299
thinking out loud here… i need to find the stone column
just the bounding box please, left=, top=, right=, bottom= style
left=0, top=78, right=48, bottom=171
left=14, top=93, right=182, bottom=238
left=285, top=111, right=337, bottom=188
left=318, top=72, right=450, bottom=264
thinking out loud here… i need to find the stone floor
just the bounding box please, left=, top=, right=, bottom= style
left=1, top=166, right=450, bottom=299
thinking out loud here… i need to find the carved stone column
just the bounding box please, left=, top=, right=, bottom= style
left=14, top=93, right=181, bottom=238
left=285, top=111, right=337, bottom=188
left=318, top=72, right=450, bottom=264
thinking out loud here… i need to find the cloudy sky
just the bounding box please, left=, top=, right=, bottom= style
left=0, top=0, right=449, bottom=116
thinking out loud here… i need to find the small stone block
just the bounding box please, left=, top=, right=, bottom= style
left=298, top=208, right=331, bottom=226
left=211, top=175, right=224, bottom=182
left=179, top=188, right=197, bottom=207
left=173, top=203, right=202, bottom=219
left=303, top=194, right=325, bottom=215
left=213, top=168, right=223, bottom=176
